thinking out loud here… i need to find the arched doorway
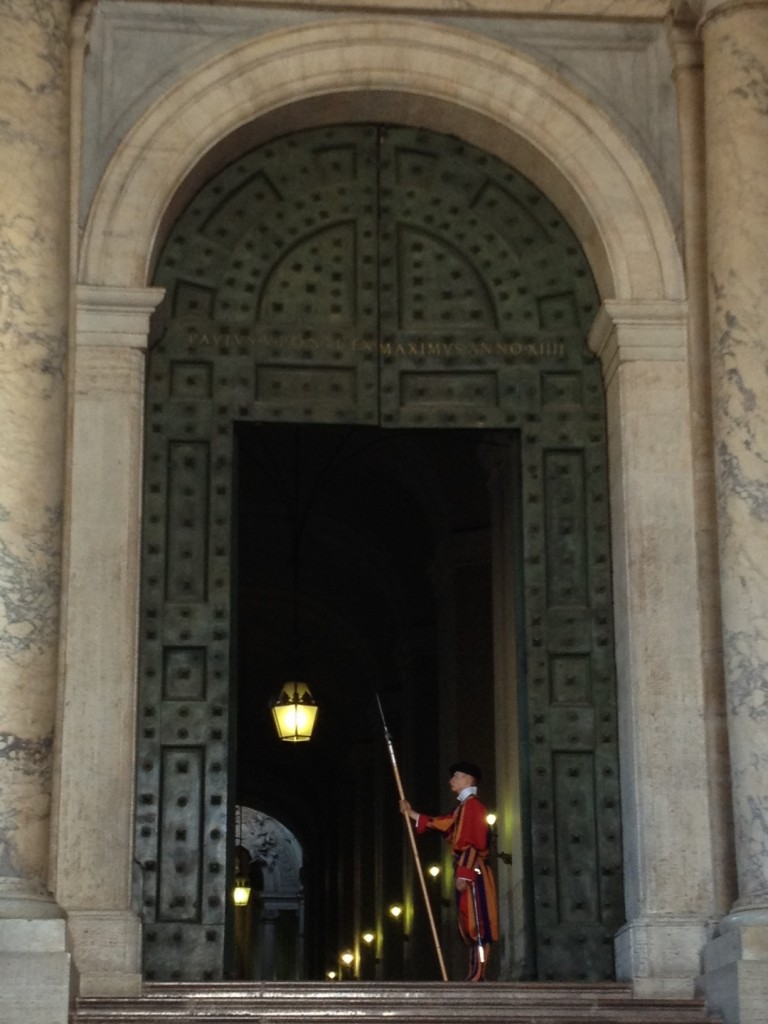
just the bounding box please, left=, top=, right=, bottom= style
left=134, top=123, right=622, bottom=983
left=233, top=806, right=304, bottom=981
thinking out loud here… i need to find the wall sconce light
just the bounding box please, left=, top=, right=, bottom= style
left=361, top=931, right=375, bottom=945
left=485, top=811, right=513, bottom=865
left=388, top=903, right=403, bottom=919
left=339, top=949, right=355, bottom=979
left=326, top=970, right=338, bottom=981
left=271, top=680, right=318, bottom=742
left=427, top=864, right=441, bottom=879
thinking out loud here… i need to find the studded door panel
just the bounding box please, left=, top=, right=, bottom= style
left=140, top=128, right=382, bottom=980
left=375, top=128, right=622, bottom=976
left=142, top=125, right=623, bottom=981
left=137, top=358, right=234, bottom=979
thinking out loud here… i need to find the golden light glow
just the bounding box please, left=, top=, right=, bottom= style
left=486, top=812, right=497, bottom=827
left=271, top=681, right=318, bottom=742
left=388, top=903, right=403, bottom=919
left=327, top=971, right=337, bottom=980
left=427, top=864, right=441, bottom=878
left=362, top=931, right=375, bottom=945
left=340, top=950, right=354, bottom=966
left=232, top=879, right=251, bottom=906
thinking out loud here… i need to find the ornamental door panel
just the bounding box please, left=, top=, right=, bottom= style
left=139, top=128, right=382, bottom=980
left=139, top=124, right=623, bottom=982
left=375, top=127, right=622, bottom=978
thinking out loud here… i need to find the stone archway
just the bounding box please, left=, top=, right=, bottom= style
left=57, top=18, right=713, bottom=998
left=80, top=18, right=683, bottom=302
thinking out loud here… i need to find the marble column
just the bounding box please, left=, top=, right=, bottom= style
left=668, top=7, right=735, bottom=918
left=0, top=2, right=71, bottom=1023
left=590, top=301, right=717, bottom=998
left=699, top=2, right=768, bottom=1021
left=52, top=285, right=164, bottom=997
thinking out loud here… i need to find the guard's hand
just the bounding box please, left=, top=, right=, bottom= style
left=456, top=877, right=469, bottom=893
left=399, top=799, right=412, bottom=816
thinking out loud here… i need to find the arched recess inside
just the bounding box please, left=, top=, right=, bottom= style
left=234, top=806, right=304, bottom=981
left=57, top=17, right=712, bottom=999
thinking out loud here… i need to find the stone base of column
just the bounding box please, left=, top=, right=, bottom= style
left=615, top=914, right=709, bottom=999
left=700, top=922, right=768, bottom=1024
left=67, top=909, right=142, bottom=997
left=0, top=891, right=71, bottom=1024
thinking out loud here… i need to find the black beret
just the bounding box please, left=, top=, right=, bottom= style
left=449, top=760, right=482, bottom=782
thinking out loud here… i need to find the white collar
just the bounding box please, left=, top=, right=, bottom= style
left=458, top=786, right=477, bottom=803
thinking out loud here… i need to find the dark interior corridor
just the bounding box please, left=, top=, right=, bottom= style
left=233, top=424, right=501, bottom=980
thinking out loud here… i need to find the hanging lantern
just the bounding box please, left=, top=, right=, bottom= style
left=232, top=878, right=251, bottom=906
left=232, top=813, right=252, bottom=906
left=270, top=680, right=318, bottom=742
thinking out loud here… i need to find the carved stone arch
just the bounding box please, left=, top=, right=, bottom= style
left=79, top=18, right=684, bottom=308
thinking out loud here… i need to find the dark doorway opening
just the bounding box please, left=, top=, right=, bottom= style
left=233, top=422, right=510, bottom=980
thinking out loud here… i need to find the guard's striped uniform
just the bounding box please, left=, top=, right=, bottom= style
left=416, top=794, right=499, bottom=979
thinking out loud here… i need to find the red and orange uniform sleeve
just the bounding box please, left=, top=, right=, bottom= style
left=416, top=812, right=454, bottom=835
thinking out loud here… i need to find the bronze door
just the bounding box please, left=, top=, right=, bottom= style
left=137, top=125, right=622, bottom=981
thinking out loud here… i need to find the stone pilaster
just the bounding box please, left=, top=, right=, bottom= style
left=698, top=2, right=768, bottom=1021
left=51, top=285, right=164, bottom=996
left=0, top=1, right=71, bottom=1022
left=668, top=5, right=736, bottom=919
left=590, top=301, right=716, bottom=998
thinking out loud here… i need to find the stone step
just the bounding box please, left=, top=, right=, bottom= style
left=72, top=982, right=720, bottom=1024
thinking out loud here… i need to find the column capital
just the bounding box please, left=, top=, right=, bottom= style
left=700, top=0, right=768, bottom=26
left=670, top=1, right=703, bottom=23
left=671, top=0, right=768, bottom=25
left=76, top=284, right=165, bottom=349
left=588, top=300, right=687, bottom=387
left=667, top=9, right=703, bottom=72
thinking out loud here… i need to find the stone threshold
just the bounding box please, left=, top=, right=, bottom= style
left=72, top=981, right=720, bottom=1023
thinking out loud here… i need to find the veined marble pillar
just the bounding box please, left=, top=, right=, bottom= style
left=590, top=302, right=717, bottom=998
left=699, top=2, right=768, bottom=1021
left=0, top=2, right=71, bottom=1023
left=667, top=8, right=735, bottom=918
left=52, top=286, right=164, bottom=997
